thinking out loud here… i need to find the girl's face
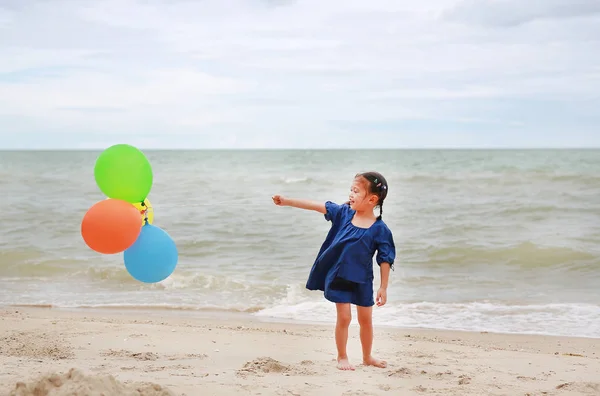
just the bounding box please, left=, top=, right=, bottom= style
left=348, top=177, right=378, bottom=211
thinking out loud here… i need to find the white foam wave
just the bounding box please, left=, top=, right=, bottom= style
left=255, top=290, right=600, bottom=338
left=155, top=273, right=257, bottom=292
left=281, top=176, right=311, bottom=184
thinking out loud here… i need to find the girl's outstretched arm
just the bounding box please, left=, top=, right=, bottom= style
left=272, top=195, right=326, bottom=214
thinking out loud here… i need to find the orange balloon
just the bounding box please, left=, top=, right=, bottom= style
left=81, top=199, right=143, bottom=254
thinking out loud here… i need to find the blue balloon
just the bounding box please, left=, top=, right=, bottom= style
left=124, top=224, right=178, bottom=283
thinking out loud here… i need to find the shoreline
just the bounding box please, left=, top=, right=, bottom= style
left=2, top=306, right=600, bottom=395
left=5, top=303, right=600, bottom=341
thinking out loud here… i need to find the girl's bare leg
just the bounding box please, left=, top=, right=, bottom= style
left=356, top=305, right=387, bottom=368
left=335, top=303, right=354, bottom=370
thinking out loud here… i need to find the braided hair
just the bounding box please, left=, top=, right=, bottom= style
left=355, top=171, right=388, bottom=220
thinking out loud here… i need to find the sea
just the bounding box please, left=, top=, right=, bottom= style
left=0, top=149, right=599, bottom=338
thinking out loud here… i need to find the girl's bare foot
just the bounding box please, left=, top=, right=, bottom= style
left=363, top=355, right=387, bottom=368
left=337, top=357, right=355, bottom=371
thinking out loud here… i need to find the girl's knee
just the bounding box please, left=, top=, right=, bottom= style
left=336, top=304, right=352, bottom=327
left=356, top=306, right=373, bottom=327
left=337, top=311, right=351, bottom=326
left=358, top=315, right=372, bottom=327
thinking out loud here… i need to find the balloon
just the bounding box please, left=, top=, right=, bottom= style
left=81, top=199, right=143, bottom=254
left=124, top=224, right=178, bottom=283
left=94, top=144, right=153, bottom=203
left=133, top=199, right=154, bottom=225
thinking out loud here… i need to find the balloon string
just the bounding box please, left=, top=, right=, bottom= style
left=140, top=200, right=149, bottom=225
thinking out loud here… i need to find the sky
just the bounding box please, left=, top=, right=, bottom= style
left=0, top=0, right=599, bottom=149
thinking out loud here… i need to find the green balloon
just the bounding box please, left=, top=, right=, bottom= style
left=94, top=144, right=153, bottom=203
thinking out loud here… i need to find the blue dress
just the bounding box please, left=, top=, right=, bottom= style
left=306, top=201, right=396, bottom=307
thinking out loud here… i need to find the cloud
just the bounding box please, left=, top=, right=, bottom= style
left=0, top=0, right=599, bottom=149
left=443, top=0, right=600, bottom=27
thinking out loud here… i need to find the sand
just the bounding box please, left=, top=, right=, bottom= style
left=0, top=307, right=599, bottom=396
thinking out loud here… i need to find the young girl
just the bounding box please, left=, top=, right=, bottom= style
left=272, top=171, right=395, bottom=371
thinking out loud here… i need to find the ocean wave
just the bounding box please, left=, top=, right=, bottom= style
left=7, top=303, right=264, bottom=313
left=280, top=176, right=315, bottom=184
left=424, top=241, right=596, bottom=268
left=2, top=240, right=597, bottom=280
left=0, top=254, right=81, bottom=277
left=9, top=299, right=599, bottom=338
left=399, top=171, right=600, bottom=185
left=255, top=299, right=600, bottom=338
left=495, top=204, right=596, bottom=216
left=75, top=268, right=289, bottom=297
left=2, top=281, right=599, bottom=338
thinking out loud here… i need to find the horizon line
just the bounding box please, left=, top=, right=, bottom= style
left=0, top=147, right=599, bottom=151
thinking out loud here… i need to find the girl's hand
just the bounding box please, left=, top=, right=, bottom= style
left=376, top=287, right=387, bottom=306
left=272, top=195, right=285, bottom=206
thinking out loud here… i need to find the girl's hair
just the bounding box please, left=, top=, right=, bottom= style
left=355, top=171, right=388, bottom=220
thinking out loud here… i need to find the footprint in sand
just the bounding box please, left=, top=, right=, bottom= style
left=517, top=375, right=537, bottom=381
left=100, top=349, right=158, bottom=361
left=236, top=357, right=317, bottom=378
left=555, top=382, right=600, bottom=395
left=166, top=353, right=208, bottom=361
left=434, top=370, right=453, bottom=378
left=145, top=364, right=193, bottom=373
left=387, top=367, right=412, bottom=377
left=458, top=375, right=472, bottom=385
left=341, top=391, right=378, bottom=396
left=406, top=351, right=436, bottom=359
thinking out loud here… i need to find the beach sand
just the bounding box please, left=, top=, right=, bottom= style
left=0, top=307, right=598, bottom=396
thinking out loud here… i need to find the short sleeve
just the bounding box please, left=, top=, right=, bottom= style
left=376, top=226, right=396, bottom=269
left=324, top=201, right=343, bottom=223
